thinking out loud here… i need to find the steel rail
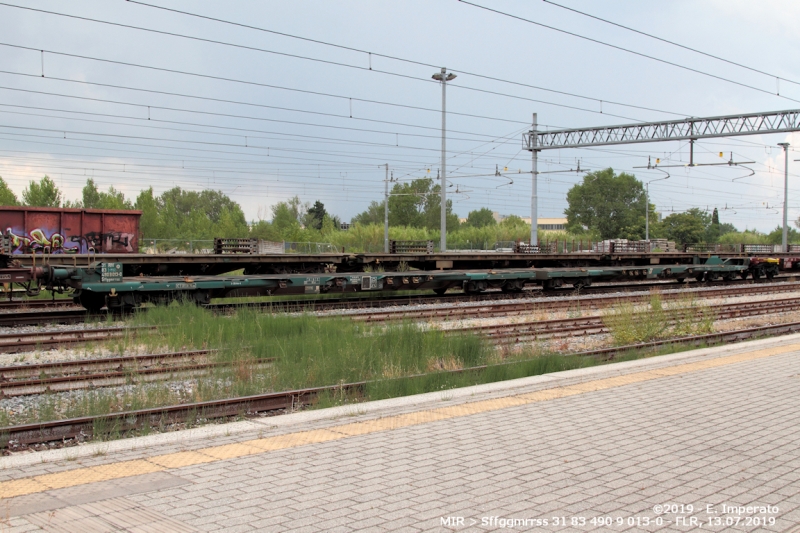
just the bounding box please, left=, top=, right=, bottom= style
left=5, top=319, right=800, bottom=448
left=450, top=297, right=800, bottom=342
left=0, top=300, right=79, bottom=309
left=0, top=350, right=278, bottom=398
left=4, top=288, right=795, bottom=395
left=207, top=276, right=798, bottom=314
left=5, top=276, right=796, bottom=328
left=0, top=325, right=155, bottom=354
left=355, top=282, right=800, bottom=322
left=0, top=349, right=214, bottom=380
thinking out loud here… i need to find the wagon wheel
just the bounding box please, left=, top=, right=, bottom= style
left=79, top=292, right=106, bottom=313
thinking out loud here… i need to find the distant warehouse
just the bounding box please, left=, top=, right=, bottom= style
left=488, top=212, right=567, bottom=230
left=533, top=218, right=567, bottom=231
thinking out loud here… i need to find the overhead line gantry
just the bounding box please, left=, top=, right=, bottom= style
left=523, top=109, right=800, bottom=248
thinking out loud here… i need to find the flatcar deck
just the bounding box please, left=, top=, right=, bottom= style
left=8, top=250, right=771, bottom=276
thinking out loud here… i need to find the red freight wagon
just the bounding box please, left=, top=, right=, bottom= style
left=1, top=207, right=141, bottom=254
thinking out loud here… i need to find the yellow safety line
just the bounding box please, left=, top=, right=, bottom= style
left=1, top=343, right=798, bottom=500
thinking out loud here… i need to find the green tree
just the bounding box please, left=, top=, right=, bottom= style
left=421, top=182, right=459, bottom=231
left=271, top=201, right=302, bottom=233
left=303, top=200, right=327, bottom=230
left=250, top=220, right=282, bottom=242
left=707, top=207, right=720, bottom=242
left=0, top=177, right=19, bottom=206
left=388, top=179, right=429, bottom=227
left=661, top=209, right=709, bottom=243
left=465, top=208, right=497, bottom=228
left=719, top=222, right=737, bottom=236
left=156, top=187, right=248, bottom=239
left=134, top=188, right=163, bottom=238
left=766, top=225, right=800, bottom=244
left=22, top=175, right=62, bottom=207
left=382, top=178, right=459, bottom=230
left=565, top=169, right=653, bottom=240
left=352, top=200, right=385, bottom=226
left=133, top=187, right=248, bottom=240
left=80, top=179, right=133, bottom=210
left=500, top=214, right=528, bottom=228
left=215, top=207, right=247, bottom=238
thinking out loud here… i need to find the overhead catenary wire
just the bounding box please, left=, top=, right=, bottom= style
left=0, top=42, right=530, bottom=125
left=0, top=122, right=535, bottom=172
left=0, top=75, right=511, bottom=139
left=0, top=106, right=518, bottom=151
left=0, top=0, right=691, bottom=120
left=0, top=3, right=794, bottom=228
left=5, top=130, right=797, bottom=200
left=457, top=0, right=800, bottom=104
left=542, top=0, right=800, bottom=90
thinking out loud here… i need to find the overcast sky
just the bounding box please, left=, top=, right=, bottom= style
left=2, top=0, right=800, bottom=232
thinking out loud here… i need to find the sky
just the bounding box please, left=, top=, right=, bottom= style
left=1, top=0, right=800, bottom=233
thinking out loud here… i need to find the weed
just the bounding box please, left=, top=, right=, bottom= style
left=604, top=291, right=716, bottom=345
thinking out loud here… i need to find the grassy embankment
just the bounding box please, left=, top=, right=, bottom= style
left=0, top=292, right=722, bottom=431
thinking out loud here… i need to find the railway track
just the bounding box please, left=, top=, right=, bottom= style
left=4, top=296, right=790, bottom=394
left=0, top=325, right=154, bottom=354
left=5, top=319, right=800, bottom=448
left=0, top=309, right=93, bottom=327
left=353, top=282, right=800, bottom=322
left=448, top=297, right=800, bottom=343
left=207, top=276, right=797, bottom=314
left=0, top=350, right=234, bottom=397
left=6, top=276, right=798, bottom=328
left=4, top=283, right=798, bottom=355
left=0, top=299, right=78, bottom=310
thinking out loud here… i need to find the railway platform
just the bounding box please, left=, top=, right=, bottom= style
left=2, top=336, right=800, bottom=532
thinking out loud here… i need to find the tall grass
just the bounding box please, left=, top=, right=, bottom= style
left=2, top=296, right=719, bottom=431
left=603, top=290, right=715, bottom=345
left=322, top=223, right=590, bottom=252
left=3, top=304, right=498, bottom=426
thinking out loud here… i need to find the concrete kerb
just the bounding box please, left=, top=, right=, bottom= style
left=2, top=332, right=799, bottom=471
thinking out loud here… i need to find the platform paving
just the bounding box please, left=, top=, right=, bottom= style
left=2, top=335, right=800, bottom=532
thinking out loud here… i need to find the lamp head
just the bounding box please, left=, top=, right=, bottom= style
left=432, top=71, right=457, bottom=81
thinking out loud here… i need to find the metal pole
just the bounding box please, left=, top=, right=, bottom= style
left=440, top=68, right=447, bottom=253
left=531, top=113, right=538, bottom=246
left=779, top=142, right=790, bottom=251
left=384, top=163, right=389, bottom=253
left=645, top=182, right=649, bottom=241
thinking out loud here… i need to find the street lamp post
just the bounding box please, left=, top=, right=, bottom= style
left=645, top=174, right=669, bottom=241
left=383, top=163, right=389, bottom=253
left=433, top=68, right=456, bottom=252
left=779, top=143, right=790, bottom=252
left=531, top=113, right=539, bottom=247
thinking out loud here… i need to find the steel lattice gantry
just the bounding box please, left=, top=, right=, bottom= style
left=522, top=109, right=800, bottom=247
left=523, top=109, right=800, bottom=150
